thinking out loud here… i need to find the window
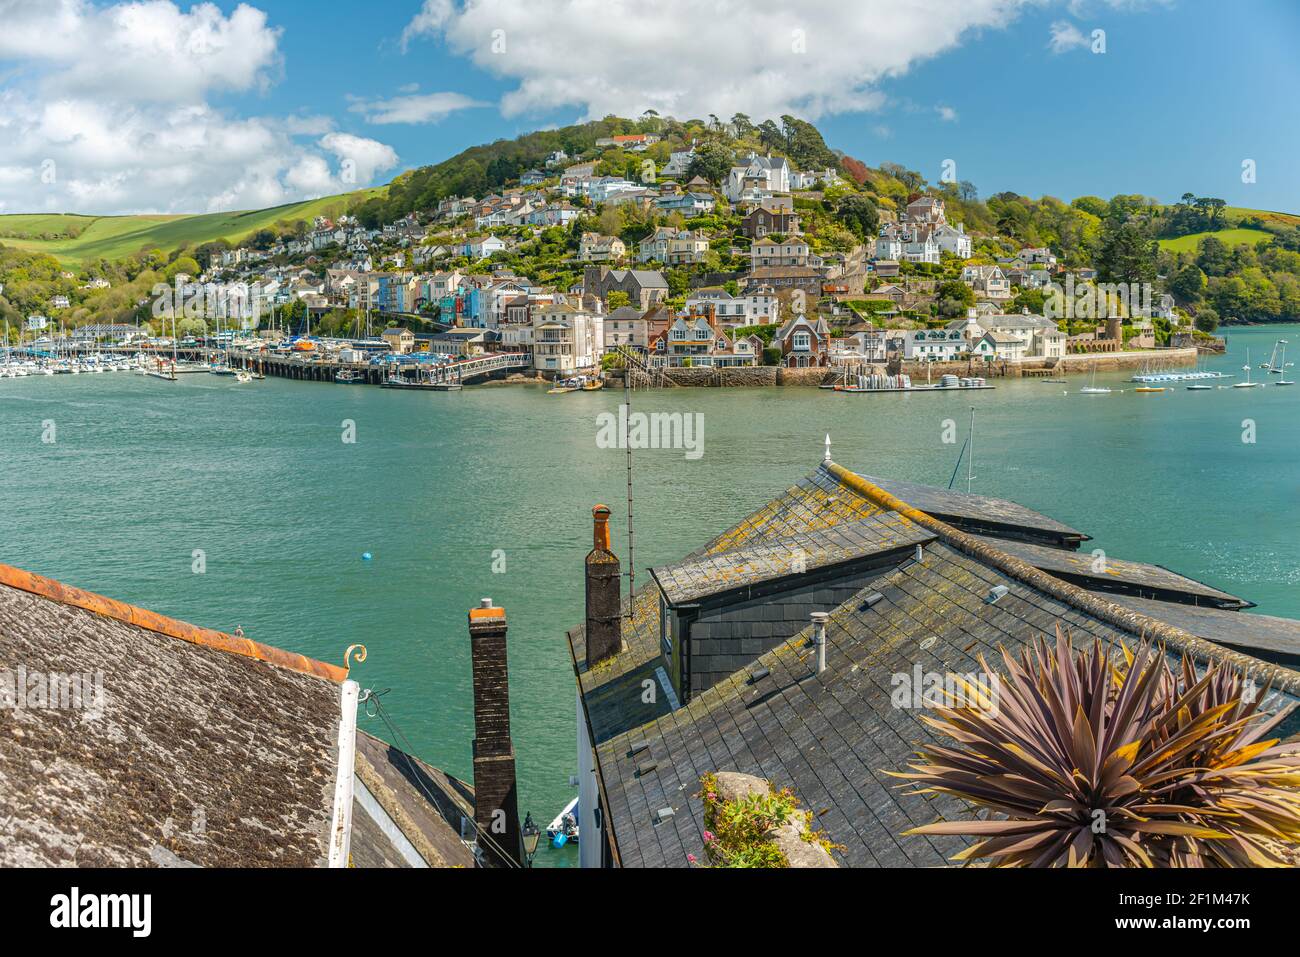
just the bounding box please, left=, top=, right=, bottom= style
left=793, top=332, right=811, bottom=350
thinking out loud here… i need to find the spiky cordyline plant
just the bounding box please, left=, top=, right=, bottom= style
left=893, top=627, right=1300, bottom=867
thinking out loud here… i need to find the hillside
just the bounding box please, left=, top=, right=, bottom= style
left=4, top=113, right=1300, bottom=333
left=1158, top=227, right=1275, bottom=254
left=0, top=188, right=384, bottom=266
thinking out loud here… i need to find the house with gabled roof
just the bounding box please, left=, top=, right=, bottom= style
left=563, top=459, right=1300, bottom=868
left=0, top=560, right=529, bottom=868
left=583, top=266, right=669, bottom=310
left=775, top=314, right=831, bottom=367
left=579, top=232, right=626, bottom=263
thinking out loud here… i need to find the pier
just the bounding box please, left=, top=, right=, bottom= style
left=225, top=349, right=531, bottom=386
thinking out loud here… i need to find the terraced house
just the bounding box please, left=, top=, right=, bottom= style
left=564, top=459, right=1300, bottom=867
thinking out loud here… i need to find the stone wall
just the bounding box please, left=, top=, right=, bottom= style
left=663, top=366, right=779, bottom=387
left=776, top=366, right=836, bottom=387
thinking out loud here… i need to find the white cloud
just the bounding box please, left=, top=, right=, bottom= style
left=0, top=0, right=398, bottom=214
left=1048, top=20, right=1092, bottom=53
left=400, top=0, right=452, bottom=52
left=348, top=90, right=485, bottom=125
left=936, top=105, right=959, bottom=122
left=401, top=0, right=1039, bottom=121
left=0, top=0, right=282, bottom=102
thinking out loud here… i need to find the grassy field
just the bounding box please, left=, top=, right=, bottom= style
left=0, top=188, right=383, bottom=266
left=1157, top=227, right=1275, bottom=254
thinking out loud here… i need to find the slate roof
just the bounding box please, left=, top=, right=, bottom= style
left=0, top=563, right=474, bottom=868
left=651, top=514, right=933, bottom=607
left=858, top=475, right=1088, bottom=548
left=567, top=461, right=1300, bottom=868
left=971, top=535, right=1252, bottom=609
left=1108, top=596, right=1300, bottom=667
left=352, top=730, right=476, bottom=868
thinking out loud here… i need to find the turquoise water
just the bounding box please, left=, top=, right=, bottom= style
left=3, top=324, right=1298, bottom=866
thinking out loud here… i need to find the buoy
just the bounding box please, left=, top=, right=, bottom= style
left=362, top=552, right=373, bottom=561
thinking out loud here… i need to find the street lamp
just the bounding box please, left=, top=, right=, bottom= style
left=522, top=812, right=541, bottom=867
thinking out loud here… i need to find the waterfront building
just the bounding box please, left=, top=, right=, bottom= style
left=380, top=327, right=416, bottom=354
left=902, top=327, right=967, bottom=361
left=603, top=305, right=648, bottom=349
left=564, top=461, right=1300, bottom=867
left=531, top=302, right=604, bottom=375
left=775, top=314, right=831, bottom=367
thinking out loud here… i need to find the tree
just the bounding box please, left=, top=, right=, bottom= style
left=1194, top=306, right=1219, bottom=333
left=685, top=141, right=733, bottom=185
left=1095, top=216, right=1157, bottom=284
left=937, top=280, right=975, bottom=308
left=607, top=291, right=631, bottom=310
left=1196, top=236, right=1231, bottom=277
left=1168, top=264, right=1206, bottom=303
left=835, top=194, right=879, bottom=240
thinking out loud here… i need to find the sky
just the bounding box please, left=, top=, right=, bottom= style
left=0, top=0, right=1297, bottom=217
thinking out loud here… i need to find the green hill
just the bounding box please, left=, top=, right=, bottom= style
left=1157, top=226, right=1275, bottom=254
left=0, top=188, right=384, bottom=266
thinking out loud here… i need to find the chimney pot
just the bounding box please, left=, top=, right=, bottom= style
left=466, top=601, right=523, bottom=867
left=811, top=612, right=829, bottom=675
left=585, top=504, right=623, bottom=669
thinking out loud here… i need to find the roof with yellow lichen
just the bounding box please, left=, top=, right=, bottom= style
left=567, top=461, right=1300, bottom=868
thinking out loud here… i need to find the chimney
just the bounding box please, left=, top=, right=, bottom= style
left=811, top=612, right=829, bottom=675
left=467, top=598, right=523, bottom=867
left=585, top=505, right=623, bottom=668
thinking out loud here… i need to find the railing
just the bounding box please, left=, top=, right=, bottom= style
left=424, top=352, right=529, bottom=384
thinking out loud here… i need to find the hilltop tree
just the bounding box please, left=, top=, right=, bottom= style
left=835, top=194, right=879, bottom=240
left=1095, top=215, right=1158, bottom=284
left=685, top=141, right=733, bottom=185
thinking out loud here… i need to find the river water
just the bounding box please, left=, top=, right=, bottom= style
left=3, top=323, right=1297, bottom=865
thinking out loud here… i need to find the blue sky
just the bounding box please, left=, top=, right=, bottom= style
left=1, top=0, right=1297, bottom=215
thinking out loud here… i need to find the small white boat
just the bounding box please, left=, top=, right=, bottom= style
left=1276, top=344, right=1295, bottom=385
left=1233, top=349, right=1260, bottom=388
left=547, top=796, right=579, bottom=846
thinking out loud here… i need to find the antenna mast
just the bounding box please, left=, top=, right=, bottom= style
left=623, top=358, right=635, bottom=613
left=966, top=407, right=976, bottom=494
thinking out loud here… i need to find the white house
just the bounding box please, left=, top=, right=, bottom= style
left=903, top=328, right=967, bottom=361
left=686, top=286, right=780, bottom=326
left=932, top=223, right=972, bottom=259
left=532, top=302, right=604, bottom=374
left=724, top=153, right=791, bottom=202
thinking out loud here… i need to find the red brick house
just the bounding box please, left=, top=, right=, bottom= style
left=775, top=315, right=831, bottom=367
